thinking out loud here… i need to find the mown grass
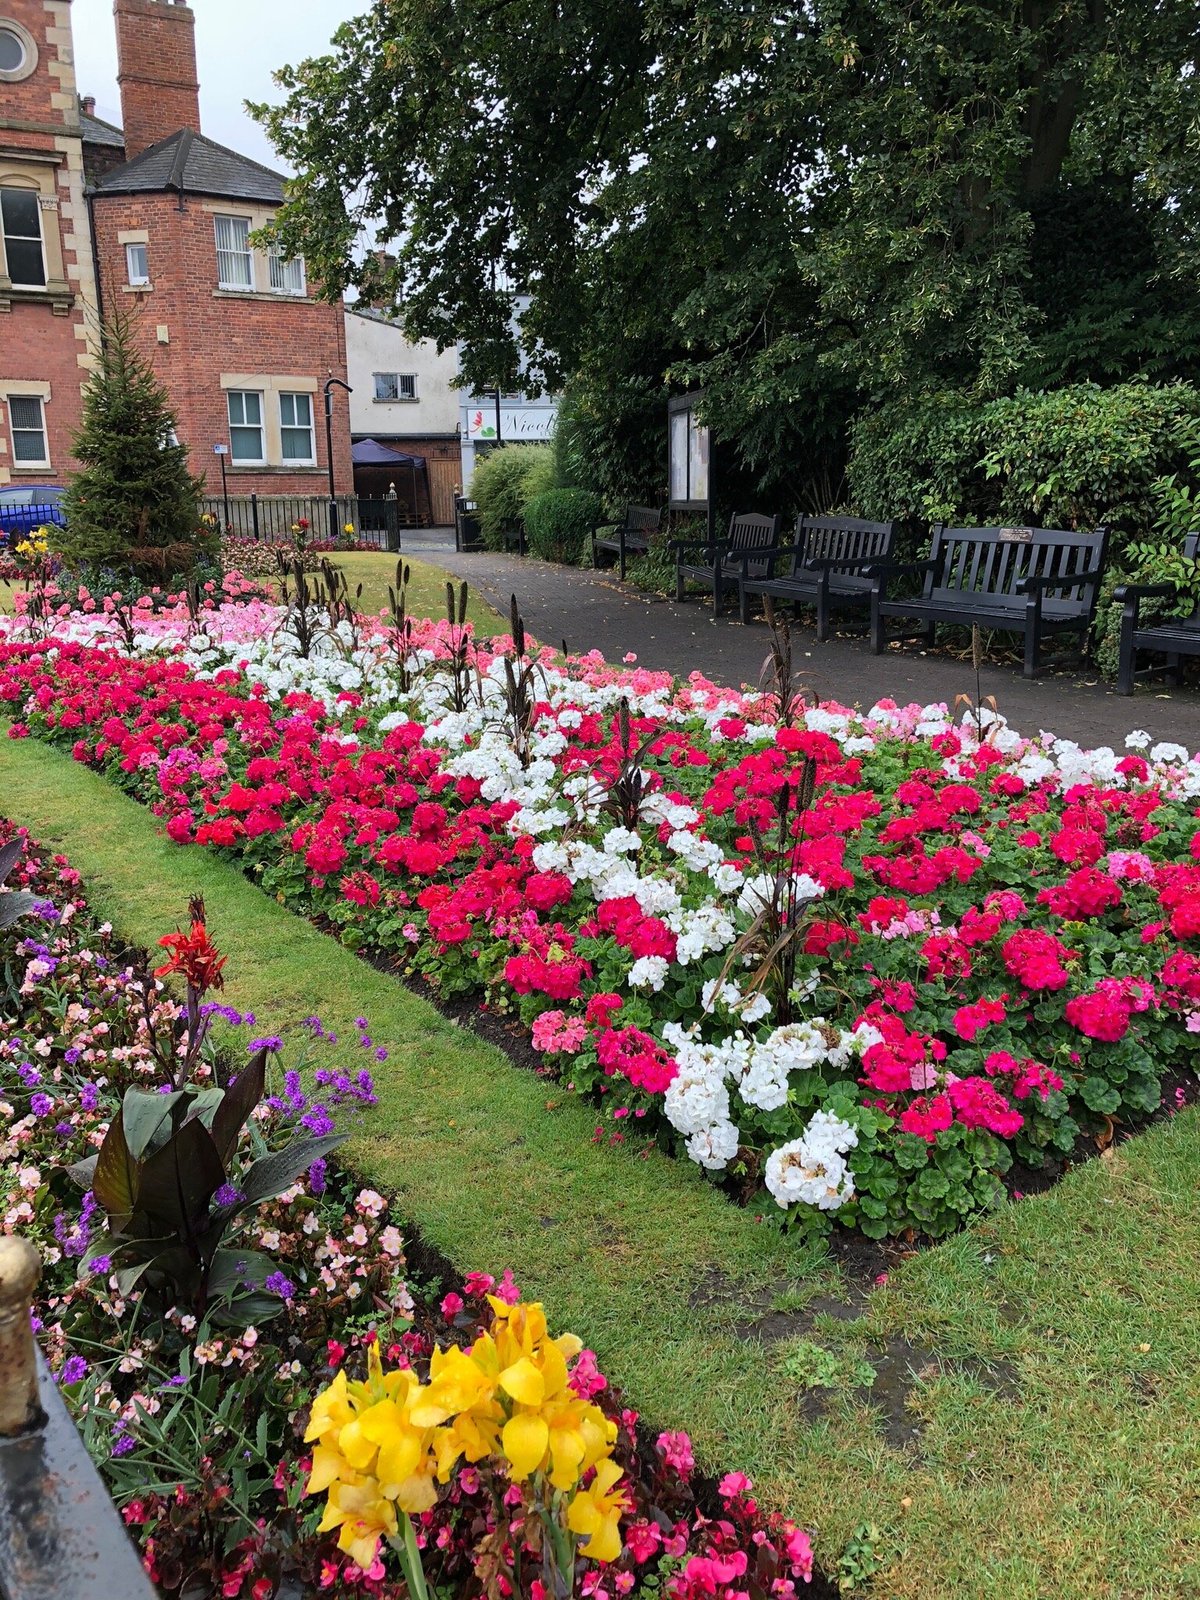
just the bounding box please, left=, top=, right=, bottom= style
left=0, top=554, right=500, bottom=628
left=5, top=732, right=1200, bottom=1599
left=325, top=551, right=501, bottom=629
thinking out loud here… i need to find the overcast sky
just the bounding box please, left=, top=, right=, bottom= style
left=71, top=0, right=364, bottom=170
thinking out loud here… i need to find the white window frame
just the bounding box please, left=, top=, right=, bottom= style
left=226, top=389, right=266, bottom=465
left=268, top=249, right=305, bottom=296
left=373, top=372, right=417, bottom=402
left=125, top=241, right=150, bottom=287
left=7, top=393, right=49, bottom=468
left=278, top=391, right=315, bottom=465
left=214, top=214, right=253, bottom=290
left=0, top=186, right=47, bottom=289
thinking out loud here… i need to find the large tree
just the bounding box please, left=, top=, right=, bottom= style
left=255, top=0, right=1200, bottom=508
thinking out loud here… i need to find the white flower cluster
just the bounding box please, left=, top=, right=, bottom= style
left=763, top=1111, right=859, bottom=1212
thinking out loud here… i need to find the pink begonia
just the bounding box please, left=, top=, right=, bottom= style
left=440, top=1292, right=464, bottom=1317
left=494, top=1267, right=521, bottom=1305
left=657, top=1429, right=695, bottom=1476
left=568, top=1347, right=608, bottom=1399
left=718, top=1471, right=753, bottom=1500
left=461, top=1271, right=495, bottom=1298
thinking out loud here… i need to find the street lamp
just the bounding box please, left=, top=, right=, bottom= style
left=212, top=443, right=230, bottom=530
left=323, top=376, right=353, bottom=541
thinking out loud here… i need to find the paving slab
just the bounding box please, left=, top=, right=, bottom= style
left=426, top=549, right=1200, bottom=751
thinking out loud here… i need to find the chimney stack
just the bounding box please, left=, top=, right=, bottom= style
left=113, top=0, right=201, bottom=160
left=80, top=95, right=96, bottom=117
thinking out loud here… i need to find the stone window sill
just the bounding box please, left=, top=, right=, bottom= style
left=213, top=288, right=309, bottom=304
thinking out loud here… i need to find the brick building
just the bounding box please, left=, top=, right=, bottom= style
left=1, top=0, right=351, bottom=498
left=0, top=1, right=99, bottom=487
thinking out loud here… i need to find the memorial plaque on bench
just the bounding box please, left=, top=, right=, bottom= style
left=999, top=527, right=1034, bottom=544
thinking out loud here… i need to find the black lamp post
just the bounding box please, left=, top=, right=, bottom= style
left=323, top=376, right=352, bottom=540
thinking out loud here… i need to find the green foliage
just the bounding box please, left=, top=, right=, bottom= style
left=523, top=487, right=604, bottom=564
left=470, top=444, right=554, bottom=550
left=70, top=1051, right=343, bottom=1324
left=0, top=836, right=36, bottom=931
left=57, top=309, right=203, bottom=571
left=850, top=383, right=1200, bottom=555
left=254, top=0, right=1200, bottom=515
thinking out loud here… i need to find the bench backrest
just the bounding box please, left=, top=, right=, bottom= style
left=623, top=504, right=662, bottom=532
left=800, top=514, right=897, bottom=572
left=926, top=524, right=1109, bottom=611
left=727, top=512, right=783, bottom=577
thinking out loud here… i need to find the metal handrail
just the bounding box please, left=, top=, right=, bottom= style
left=0, top=1238, right=155, bottom=1600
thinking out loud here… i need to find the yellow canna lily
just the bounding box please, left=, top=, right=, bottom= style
left=499, top=1354, right=546, bottom=1406
left=502, top=1411, right=551, bottom=1479
left=566, top=1459, right=628, bottom=1564
left=304, top=1369, right=353, bottom=1445
left=316, top=1471, right=398, bottom=1570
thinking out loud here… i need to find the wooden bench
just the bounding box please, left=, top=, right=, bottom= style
left=738, top=514, right=898, bottom=638
left=869, top=523, right=1109, bottom=679
left=501, top=518, right=526, bottom=556
left=673, top=512, right=782, bottom=616
left=591, top=504, right=662, bottom=580
left=1115, top=532, right=1200, bottom=695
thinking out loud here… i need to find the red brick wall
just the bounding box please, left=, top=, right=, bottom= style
left=0, top=0, right=93, bottom=485
left=91, top=193, right=352, bottom=496
left=113, top=0, right=201, bottom=159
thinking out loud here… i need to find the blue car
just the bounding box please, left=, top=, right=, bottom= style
left=0, top=484, right=66, bottom=547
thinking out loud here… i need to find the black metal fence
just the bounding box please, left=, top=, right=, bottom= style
left=201, top=494, right=414, bottom=550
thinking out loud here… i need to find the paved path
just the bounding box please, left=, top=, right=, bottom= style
left=406, top=541, right=1200, bottom=750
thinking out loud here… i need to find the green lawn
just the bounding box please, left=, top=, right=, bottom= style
left=324, top=551, right=501, bottom=629
left=0, top=554, right=500, bottom=627
left=4, top=733, right=1200, bottom=1599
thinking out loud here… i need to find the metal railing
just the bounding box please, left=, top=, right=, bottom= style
left=201, top=494, right=417, bottom=549
left=0, top=1237, right=155, bottom=1600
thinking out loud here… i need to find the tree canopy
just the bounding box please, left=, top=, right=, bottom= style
left=255, top=0, right=1200, bottom=508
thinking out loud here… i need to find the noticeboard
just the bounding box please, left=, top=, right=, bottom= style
left=667, top=392, right=710, bottom=513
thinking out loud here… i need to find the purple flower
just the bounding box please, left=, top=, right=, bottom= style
left=18, top=1062, right=41, bottom=1087
left=354, top=1017, right=368, bottom=1030
left=64, top=1047, right=82, bottom=1066
left=111, top=1433, right=136, bottom=1457
left=302, top=1105, right=335, bottom=1137
left=248, top=1035, right=282, bottom=1053
left=374, top=1047, right=389, bottom=1063
left=54, top=1122, right=74, bottom=1141
left=264, top=1270, right=294, bottom=1298
left=58, top=1355, right=88, bottom=1385
left=88, top=1255, right=112, bottom=1276
left=161, top=1374, right=187, bottom=1389
left=30, top=1092, right=53, bottom=1118
left=214, top=1183, right=244, bottom=1208
left=307, top=1157, right=327, bottom=1197
left=79, top=1082, right=99, bottom=1113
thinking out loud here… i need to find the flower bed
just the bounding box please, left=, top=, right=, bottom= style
left=1, top=822, right=820, bottom=1598
left=3, top=589, right=1200, bottom=1239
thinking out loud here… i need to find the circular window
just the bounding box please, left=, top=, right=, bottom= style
left=0, top=28, right=26, bottom=73
left=0, top=18, right=35, bottom=81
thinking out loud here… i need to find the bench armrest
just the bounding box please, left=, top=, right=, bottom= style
left=1112, top=581, right=1176, bottom=603
left=1015, top=571, right=1103, bottom=595
left=867, top=558, right=939, bottom=579
left=802, top=554, right=883, bottom=573
left=671, top=538, right=724, bottom=554
left=729, top=543, right=795, bottom=569
left=591, top=522, right=621, bottom=538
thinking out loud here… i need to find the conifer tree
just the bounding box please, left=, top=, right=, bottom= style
left=56, top=309, right=203, bottom=571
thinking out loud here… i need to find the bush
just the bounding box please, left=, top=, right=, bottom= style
left=849, top=382, right=1200, bottom=557
left=56, top=308, right=203, bottom=572
left=523, top=487, right=604, bottom=564
left=470, top=444, right=555, bottom=550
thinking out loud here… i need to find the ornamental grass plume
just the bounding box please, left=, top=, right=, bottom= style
left=303, top=1298, right=628, bottom=1589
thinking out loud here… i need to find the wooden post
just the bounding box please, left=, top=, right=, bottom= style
left=0, top=1238, right=42, bottom=1437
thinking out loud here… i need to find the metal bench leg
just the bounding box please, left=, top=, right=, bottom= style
left=675, top=563, right=685, bottom=602
left=1166, top=652, right=1182, bottom=687
left=816, top=576, right=831, bottom=643
left=618, top=533, right=628, bottom=582
left=1022, top=621, right=1039, bottom=678
left=1116, top=598, right=1139, bottom=695
left=739, top=583, right=753, bottom=625
left=922, top=621, right=936, bottom=647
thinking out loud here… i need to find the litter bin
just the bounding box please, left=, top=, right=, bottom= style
left=455, top=496, right=483, bottom=551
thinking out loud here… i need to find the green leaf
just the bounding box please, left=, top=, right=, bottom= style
left=209, top=1047, right=268, bottom=1168
left=239, top=1132, right=346, bottom=1207
left=1080, top=1076, right=1121, bottom=1115
left=205, top=1246, right=279, bottom=1297
left=121, top=1086, right=189, bottom=1162
left=92, top=1113, right=138, bottom=1226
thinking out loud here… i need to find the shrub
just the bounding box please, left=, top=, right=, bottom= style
left=849, top=382, right=1200, bottom=557
left=470, top=444, right=555, bottom=550
left=56, top=308, right=204, bottom=572
left=524, top=487, right=604, bottom=563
